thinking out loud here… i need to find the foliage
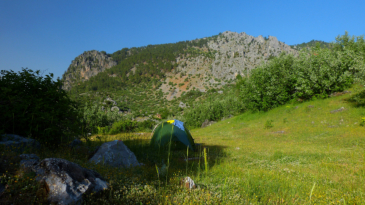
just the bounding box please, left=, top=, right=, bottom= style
left=183, top=89, right=244, bottom=128
left=81, top=103, right=125, bottom=134
left=264, top=120, right=274, bottom=129
left=108, top=119, right=156, bottom=134
left=241, top=33, right=365, bottom=111
left=108, top=120, right=137, bottom=134
left=291, top=39, right=333, bottom=50
left=347, top=89, right=365, bottom=107
left=241, top=53, right=297, bottom=111
left=0, top=68, right=81, bottom=146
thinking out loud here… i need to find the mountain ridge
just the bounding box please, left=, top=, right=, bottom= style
left=62, top=31, right=298, bottom=99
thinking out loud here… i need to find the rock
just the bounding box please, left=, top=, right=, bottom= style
left=101, top=106, right=105, bottom=111
left=201, top=119, right=216, bottom=128
left=89, top=140, right=140, bottom=168
left=217, top=90, right=223, bottom=94
left=111, top=106, right=120, bottom=112
left=69, top=139, right=82, bottom=148
left=330, top=107, right=345, bottom=114
left=105, top=97, right=117, bottom=106
left=0, top=134, right=40, bottom=153
left=20, top=157, right=108, bottom=205
left=179, top=101, right=187, bottom=108
left=180, top=177, right=196, bottom=189
left=62, top=50, right=117, bottom=91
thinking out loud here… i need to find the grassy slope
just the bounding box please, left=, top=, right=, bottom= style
left=1, top=85, right=365, bottom=204
left=190, top=84, right=365, bottom=204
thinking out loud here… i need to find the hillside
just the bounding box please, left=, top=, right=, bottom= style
left=291, top=39, right=333, bottom=50
left=62, top=31, right=297, bottom=98
left=61, top=31, right=298, bottom=119
left=62, top=50, right=117, bottom=90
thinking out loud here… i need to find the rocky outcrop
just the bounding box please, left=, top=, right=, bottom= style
left=89, top=140, right=141, bottom=168
left=0, top=134, right=40, bottom=153
left=207, top=31, right=297, bottom=80
left=161, top=31, right=298, bottom=99
left=62, top=50, right=117, bottom=90
left=19, top=155, right=108, bottom=205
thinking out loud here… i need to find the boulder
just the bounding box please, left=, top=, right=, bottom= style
left=201, top=119, right=216, bottom=128
left=111, top=106, right=120, bottom=112
left=89, top=140, right=140, bottom=168
left=0, top=134, right=40, bottom=153
left=20, top=156, right=108, bottom=205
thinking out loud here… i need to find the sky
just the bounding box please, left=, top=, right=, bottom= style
left=1, top=0, right=364, bottom=80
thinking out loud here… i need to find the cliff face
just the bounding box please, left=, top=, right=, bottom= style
left=62, top=50, right=117, bottom=90
left=207, top=31, right=297, bottom=79
left=161, top=31, right=298, bottom=100
left=62, top=31, right=298, bottom=98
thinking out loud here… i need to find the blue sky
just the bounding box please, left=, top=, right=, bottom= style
left=1, top=0, right=364, bottom=79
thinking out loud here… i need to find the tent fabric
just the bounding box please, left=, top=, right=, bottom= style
left=150, top=120, right=195, bottom=151
left=173, top=119, right=185, bottom=131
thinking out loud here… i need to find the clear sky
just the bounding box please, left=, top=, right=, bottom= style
left=1, top=0, right=364, bottom=79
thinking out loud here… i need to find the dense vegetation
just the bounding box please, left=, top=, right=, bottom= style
left=0, top=68, right=82, bottom=146
left=241, top=32, right=365, bottom=111
left=291, top=39, right=333, bottom=50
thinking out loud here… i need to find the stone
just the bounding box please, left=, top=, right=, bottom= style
left=105, top=97, right=117, bottom=106
left=179, top=101, right=187, bottom=108
left=69, top=139, right=82, bottom=148
left=217, top=90, right=223, bottom=94
left=201, top=119, right=216, bottom=128
left=111, top=106, right=120, bottom=112
left=180, top=176, right=196, bottom=189
left=89, top=140, right=140, bottom=168
left=20, top=156, right=108, bottom=205
left=330, top=107, right=345, bottom=113
left=0, top=134, right=40, bottom=153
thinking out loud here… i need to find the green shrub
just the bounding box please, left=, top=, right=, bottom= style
left=183, top=94, right=244, bottom=128
left=108, top=120, right=136, bottom=134
left=241, top=34, right=365, bottom=111
left=0, top=68, right=82, bottom=147
left=81, top=103, right=124, bottom=133
left=241, top=53, right=296, bottom=111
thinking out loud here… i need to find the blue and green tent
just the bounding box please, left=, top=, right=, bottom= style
left=150, top=119, right=195, bottom=151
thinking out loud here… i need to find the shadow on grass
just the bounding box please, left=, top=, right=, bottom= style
left=0, top=134, right=230, bottom=204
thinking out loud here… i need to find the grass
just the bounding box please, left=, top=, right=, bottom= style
left=1, top=84, right=365, bottom=204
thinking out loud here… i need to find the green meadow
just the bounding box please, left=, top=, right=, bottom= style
left=1, top=85, right=365, bottom=204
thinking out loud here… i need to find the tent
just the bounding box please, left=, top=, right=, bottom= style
left=150, top=119, right=195, bottom=151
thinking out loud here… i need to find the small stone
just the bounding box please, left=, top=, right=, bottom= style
left=180, top=177, right=196, bottom=189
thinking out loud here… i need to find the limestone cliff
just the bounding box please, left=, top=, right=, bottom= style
left=62, top=50, right=117, bottom=90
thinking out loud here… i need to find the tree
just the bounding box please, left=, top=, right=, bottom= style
left=0, top=68, right=82, bottom=147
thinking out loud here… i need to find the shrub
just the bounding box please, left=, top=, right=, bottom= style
left=81, top=103, right=124, bottom=133
left=241, top=53, right=297, bottom=111
left=241, top=36, right=365, bottom=111
left=0, top=68, right=82, bottom=146
left=108, top=120, right=137, bottom=134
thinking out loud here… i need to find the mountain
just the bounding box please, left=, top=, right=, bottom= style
left=291, top=40, right=333, bottom=50
left=62, top=31, right=298, bottom=99
left=62, top=50, right=117, bottom=90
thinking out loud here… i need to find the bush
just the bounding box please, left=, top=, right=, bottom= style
left=81, top=103, right=124, bottom=133
left=0, top=68, right=82, bottom=146
left=108, top=120, right=137, bottom=134
left=241, top=53, right=297, bottom=111
left=241, top=36, right=365, bottom=111
left=183, top=94, right=244, bottom=128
